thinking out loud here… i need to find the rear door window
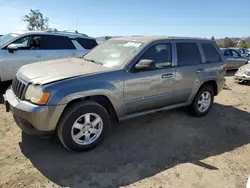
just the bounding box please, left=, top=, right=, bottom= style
left=40, top=35, right=76, bottom=50
left=76, top=38, right=98, bottom=49
left=201, top=43, right=222, bottom=63
left=176, top=43, right=202, bottom=66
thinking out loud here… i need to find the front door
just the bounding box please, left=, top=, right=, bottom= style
left=0, top=35, right=45, bottom=81
left=124, top=43, right=175, bottom=114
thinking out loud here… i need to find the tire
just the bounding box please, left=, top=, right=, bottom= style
left=190, top=85, right=214, bottom=117
left=57, top=101, right=111, bottom=152
left=0, top=81, right=12, bottom=94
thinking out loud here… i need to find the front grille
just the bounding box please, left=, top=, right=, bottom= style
left=12, top=76, right=28, bottom=100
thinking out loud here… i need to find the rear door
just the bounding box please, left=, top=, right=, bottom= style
left=0, top=35, right=45, bottom=81
left=40, top=35, right=78, bottom=61
left=173, top=41, right=205, bottom=103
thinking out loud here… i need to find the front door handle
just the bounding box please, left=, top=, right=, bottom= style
left=196, top=68, right=204, bottom=73
left=162, top=73, right=173, bottom=79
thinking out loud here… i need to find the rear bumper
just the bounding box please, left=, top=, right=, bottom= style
left=218, top=78, right=226, bottom=93
left=4, top=88, right=66, bottom=135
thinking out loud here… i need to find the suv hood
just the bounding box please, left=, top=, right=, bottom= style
left=17, top=58, right=113, bottom=84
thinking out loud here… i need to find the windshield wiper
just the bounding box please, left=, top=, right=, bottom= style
left=83, top=58, right=103, bottom=65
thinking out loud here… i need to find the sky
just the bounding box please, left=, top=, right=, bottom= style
left=0, top=0, right=250, bottom=38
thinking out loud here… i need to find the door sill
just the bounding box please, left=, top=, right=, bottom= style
left=119, top=102, right=190, bottom=121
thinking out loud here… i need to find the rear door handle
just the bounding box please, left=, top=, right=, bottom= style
left=162, top=73, right=173, bottom=79
left=196, top=68, right=204, bottom=73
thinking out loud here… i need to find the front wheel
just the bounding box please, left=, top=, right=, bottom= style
left=57, top=101, right=111, bottom=152
left=190, top=85, right=214, bottom=117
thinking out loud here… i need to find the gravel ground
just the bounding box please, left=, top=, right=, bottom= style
left=0, top=71, right=250, bottom=188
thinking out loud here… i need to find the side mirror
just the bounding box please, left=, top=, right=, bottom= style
left=7, top=44, right=18, bottom=53
left=135, top=59, right=154, bottom=70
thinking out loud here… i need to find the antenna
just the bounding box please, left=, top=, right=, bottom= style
left=76, top=16, right=78, bottom=31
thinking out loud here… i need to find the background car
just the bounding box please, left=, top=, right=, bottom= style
left=231, top=48, right=250, bottom=57
left=220, top=48, right=250, bottom=70
left=234, top=63, right=250, bottom=83
left=0, top=30, right=97, bottom=87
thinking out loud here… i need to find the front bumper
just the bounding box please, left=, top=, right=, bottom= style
left=4, top=88, right=66, bottom=135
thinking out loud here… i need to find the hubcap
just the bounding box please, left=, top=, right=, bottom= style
left=71, top=113, right=103, bottom=145
left=197, top=91, right=211, bottom=112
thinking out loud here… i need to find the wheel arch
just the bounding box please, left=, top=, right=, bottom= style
left=59, top=95, right=119, bottom=125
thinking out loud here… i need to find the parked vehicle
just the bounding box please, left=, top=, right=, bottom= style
left=4, top=36, right=226, bottom=152
left=234, top=63, right=250, bottom=83
left=0, top=30, right=97, bottom=88
left=231, top=48, right=250, bottom=57
left=220, top=48, right=250, bottom=70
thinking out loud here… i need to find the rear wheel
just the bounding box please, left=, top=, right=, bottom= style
left=190, top=85, right=214, bottom=117
left=57, top=101, right=111, bottom=152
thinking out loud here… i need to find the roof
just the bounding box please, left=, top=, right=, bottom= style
left=111, top=36, right=212, bottom=43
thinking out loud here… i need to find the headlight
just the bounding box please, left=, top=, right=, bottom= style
left=25, top=84, right=51, bottom=105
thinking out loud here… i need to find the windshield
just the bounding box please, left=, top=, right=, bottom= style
left=0, top=33, right=19, bottom=47
left=84, top=40, right=144, bottom=67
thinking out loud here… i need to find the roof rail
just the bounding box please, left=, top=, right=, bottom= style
left=62, top=30, right=79, bottom=34
left=45, top=28, right=58, bottom=32
left=61, top=30, right=88, bottom=37
left=44, top=29, right=88, bottom=37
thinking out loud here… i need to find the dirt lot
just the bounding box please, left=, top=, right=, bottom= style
left=0, top=71, right=250, bottom=188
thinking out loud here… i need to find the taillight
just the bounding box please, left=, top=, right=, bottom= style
left=223, top=64, right=227, bottom=73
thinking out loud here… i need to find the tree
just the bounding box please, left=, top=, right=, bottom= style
left=238, top=40, right=248, bottom=48
left=217, top=42, right=224, bottom=48
left=223, top=37, right=236, bottom=48
left=211, top=36, right=215, bottom=40
left=23, top=9, right=49, bottom=31
left=105, top=36, right=112, bottom=40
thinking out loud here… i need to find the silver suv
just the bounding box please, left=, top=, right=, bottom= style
left=4, top=36, right=226, bottom=152
left=0, top=30, right=97, bottom=86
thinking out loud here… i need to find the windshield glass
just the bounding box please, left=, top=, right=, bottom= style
left=84, top=40, right=144, bottom=67
left=0, top=33, right=19, bottom=47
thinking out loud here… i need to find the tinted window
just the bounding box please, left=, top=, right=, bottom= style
left=40, top=35, right=75, bottom=50
left=140, top=43, right=172, bottom=68
left=177, top=43, right=201, bottom=66
left=201, top=43, right=222, bottom=63
left=223, top=50, right=231, bottom=56
left=76, top=38, right=98, bottom=49
left=231, top=50, right=241, bottom=57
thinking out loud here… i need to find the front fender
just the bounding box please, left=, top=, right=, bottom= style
left=44, top=70, right=125, bottom=117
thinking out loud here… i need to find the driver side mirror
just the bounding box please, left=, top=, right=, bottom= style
left=7, top=44, right=18, bottom=53
left=135, top=59, right=154, bottom=70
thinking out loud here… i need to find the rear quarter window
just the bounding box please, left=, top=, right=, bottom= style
left=76, top=38, right=98, bottom=49
left=201, top=43, right=222, bottom=63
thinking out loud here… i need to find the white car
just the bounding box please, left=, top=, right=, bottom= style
left=0, top=30, right=97, bottom=88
